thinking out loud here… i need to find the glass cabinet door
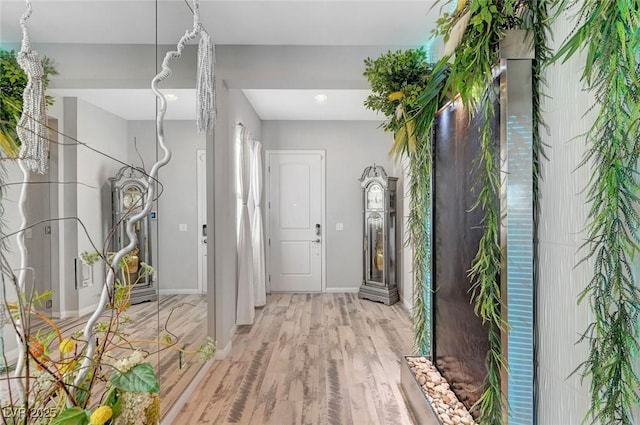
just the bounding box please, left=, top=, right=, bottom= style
left=367, top=214, right=384, bottom=284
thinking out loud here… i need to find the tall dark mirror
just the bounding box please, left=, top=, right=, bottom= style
left=433, top=94, right=500, bottom=415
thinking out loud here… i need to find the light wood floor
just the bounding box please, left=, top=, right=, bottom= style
left=174, top=293, right=416, bottom=425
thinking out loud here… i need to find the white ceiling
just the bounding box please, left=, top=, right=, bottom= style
left=0, top=0, right=440, bottom=46
left=48, top=89, right=197, bottom=121
left=0, top=0, right=443, bottom=121
left=242, top=89, right=384, bottom=121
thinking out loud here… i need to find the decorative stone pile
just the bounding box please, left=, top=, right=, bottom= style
left=407, top=356, right=478, bottom=425
left=436, top=356, right=483, bottom=408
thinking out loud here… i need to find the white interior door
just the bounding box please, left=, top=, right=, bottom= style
left=196, top=149, right=207, bottom=294
left=267, top=151, right=324, bottom=292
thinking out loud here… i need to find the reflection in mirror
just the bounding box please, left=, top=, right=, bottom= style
left=0, top=0, right=211, bottom=422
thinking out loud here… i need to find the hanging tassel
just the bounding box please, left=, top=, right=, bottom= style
left=196, top=29, right=215, bottom=133
left=16, top=50, right=48, bottom=174
left=16, top=1, right=48, bottom=174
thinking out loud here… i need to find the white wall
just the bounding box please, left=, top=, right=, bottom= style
left=536, top=10, right=594, bottom=423
left=31, top=43, right=194, bottom=90
left=127, top=120, right=206, bottom=294
left=261, top=120, right=394, bottom=291
left=0, top=162, right=30, bottom=360
left=76, top=98, right=129, bottom=315
left=10, top=44, right=401, bottom=92
left=216, top=45, right=406, bottom=89
left=211, top=86, right=263, bottom=350
left=393, top=157, right=413, bottom=311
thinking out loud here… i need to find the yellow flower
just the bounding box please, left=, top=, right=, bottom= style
left=387, top=91, right=404, bottom=101
left=90, top=405, right=112, bottom=425
left=59, top=338, right=75, bottom=355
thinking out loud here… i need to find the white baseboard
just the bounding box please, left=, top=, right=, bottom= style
left=59, top=303, right=99, bottom=318
left=159, top=358, right=215, bottom=425
left=158, top=289, right=201, bottom=295
left=215, top=339, right=232, bottom=360
left=324, top=287, right=359, bottom=293
left=79, top=303, right=99, bottom=317
left=402, top=297, right=413, bottom=313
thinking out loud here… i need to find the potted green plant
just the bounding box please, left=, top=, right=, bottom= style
left=363, top=47, right=443, bottom=158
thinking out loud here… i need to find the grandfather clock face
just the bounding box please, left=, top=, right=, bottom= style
left=121, top=184, right=144, bottom=213
left=366, top=183, right=384, bottom=210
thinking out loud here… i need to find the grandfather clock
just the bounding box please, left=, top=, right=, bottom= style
left=109, top=166, right=156, bottom=304
left=358, top=164, right=399, bottom=305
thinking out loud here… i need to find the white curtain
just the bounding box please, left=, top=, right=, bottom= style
left=235, top=124, right=255, bottom=325
left=250, top=141, right=266, bottom=307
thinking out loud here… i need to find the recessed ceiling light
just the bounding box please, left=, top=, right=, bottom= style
left=166, top=94, right=178, bottom=101
left=314, top=94, right=328, bottom=103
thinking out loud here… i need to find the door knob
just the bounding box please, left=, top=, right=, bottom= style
left=312, top=238, right=321, bottom=243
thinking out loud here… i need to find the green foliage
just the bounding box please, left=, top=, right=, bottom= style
left=473, top=324, right=504, bottom=424
left=104, top=387, right=122, bottom=419
left=80, top=251, right=101, bottom=266
left=198, top=336, right=217, bottom=361
left=363, top=46, right=448, bottom=355
left=363, top=48, right=432, bottom=132
left=0, top=49, right=57, bottom=157
left=436, top=0, right=516, bottom=109
left=554, top=1, right=640, bottom=423
left=363, top=49, right=445, bottom=159
left=51, top=362, right=159, bottom=425
left=50, top=407, right=89, bottom=425
left=521, top=0, right=554, bottom=214
left=110, top=363, right=160, bottom=393
left=407, top=139, right=434, bottom=355
left=407, top=60, right=449, bottom=355
left=433, top=1, right=520, bottom=422
left=466, top=91, right=505, bottom=424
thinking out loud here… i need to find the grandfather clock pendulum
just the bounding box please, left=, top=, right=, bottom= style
left=358, top=164, right=399, bottom=305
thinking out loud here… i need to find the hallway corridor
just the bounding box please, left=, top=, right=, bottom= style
left=174, top=293, right=416, bottom=424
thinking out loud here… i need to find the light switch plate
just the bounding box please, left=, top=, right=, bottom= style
left=179, top=224, right=188, bottom=232
left=81, top=263, right=93, bottom=287
left=336, top=223, right=344, bottom=231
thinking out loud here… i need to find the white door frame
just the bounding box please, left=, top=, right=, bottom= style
left=196, top=149, right=207, bottom=294
left=265, top=149, right=326, bottom=293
